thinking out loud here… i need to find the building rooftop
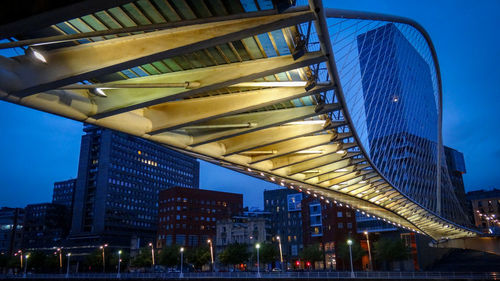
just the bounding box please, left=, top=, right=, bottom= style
left=466, top=189, right=500, bottom=200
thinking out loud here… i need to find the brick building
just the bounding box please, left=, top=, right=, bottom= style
left=158, top=187, right=242, bottom=248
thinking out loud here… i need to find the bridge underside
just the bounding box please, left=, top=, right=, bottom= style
left=0, top=0, right=480, bottom=241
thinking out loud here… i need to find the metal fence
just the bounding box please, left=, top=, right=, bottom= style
left=1, top=271, right=499, bottom=280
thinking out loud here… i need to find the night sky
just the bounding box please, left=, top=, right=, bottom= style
left=0, top=0, right=499, bottom=209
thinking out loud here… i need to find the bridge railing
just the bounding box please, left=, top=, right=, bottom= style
left=1, top=271, right=499, bottom=279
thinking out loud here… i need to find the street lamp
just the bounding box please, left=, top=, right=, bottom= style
left=66, top=253, right=71, bottom=278
left=17, top=250, right=23, bottom=269
left=117, top=250, right=122, bottom=278
left=23, top=254, right=29, bottom=278
left=207, top=239, right=215, bottom=272
left=255, top=243, right=261, bottom=278
left=179, top=247, right=184, bottom=278
left=276, top=236, right=284, bottom=271
left=57, top=248, right=63, bottom=273
left=148, top=242, right=155, bottom=269
left=347, top=239, right=355, bottom=278
left=364, top=231, right=373, bottom=271
left=99, top=244, right=108, bottom=273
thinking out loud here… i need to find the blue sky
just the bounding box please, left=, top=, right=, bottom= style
left=0, top=0, right=499, bottom=208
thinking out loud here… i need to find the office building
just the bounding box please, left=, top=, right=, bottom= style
left=69, top=125, right=200, bottom=248
left=264, top=189, right=303, bottom=260
left=23, top=203, right=70, bottom=249
left=444, top=146, right=471, bottom=222
left=301, top=196, right=357, bottom=270
left=467, top=189, right=500, bottom=233
left=53, top=179, right=76, bottom=209
left=157, top=187, right=242, bottom=248
left=357, top=23, right=465, bottom=223
left=0, top=207, right=24, bottom=255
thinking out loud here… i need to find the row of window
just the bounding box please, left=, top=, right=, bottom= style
left=159, top=206, right=219, bottom=213
left=160, top=197, right=229, bottom=206
left=160, top=223, right=216, bottom=231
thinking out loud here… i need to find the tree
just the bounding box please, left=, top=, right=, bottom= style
left=131, top=247, right=153, bottom=268
left=218, top=243, right=250, bottom=268
left=109, top=250, right=129, bottom=272
left=251, top=242, right=279, bottom=265
left=186, top=246, right=211, bottom=271
left=26, top=251, right=47, bottom=273
left=158, top=245, right=181, bottom=268
left=337, top=240, right=366, bottom=265
left=374, top=237, right=410, bottom=270
left=83, top=249, right=104, bottom=272
left=299, top=244, right=323, bottom=269
left=0, top=254, right=14, bottom=274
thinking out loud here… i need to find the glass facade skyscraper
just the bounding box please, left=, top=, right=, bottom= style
left=69, top=125, right=199, bottom=248
left=357, top=23, right=465, bottom=222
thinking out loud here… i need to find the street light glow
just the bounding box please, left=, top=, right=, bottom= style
left=255, top=243, right=260, bottom=249
left=347, top=239, right=353, bottom=245
left=180, top=247, right=184, bottom=252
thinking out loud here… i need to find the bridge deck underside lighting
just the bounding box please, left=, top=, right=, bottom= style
left=0, top=0, right=478, bottom=240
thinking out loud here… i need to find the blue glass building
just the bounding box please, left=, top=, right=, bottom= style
left=357, top=24, right=465, bottom=223
left=357, top=23, right=438, bottom=211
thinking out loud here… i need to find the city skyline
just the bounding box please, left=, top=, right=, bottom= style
left=1, top=0, right=499, bottom=210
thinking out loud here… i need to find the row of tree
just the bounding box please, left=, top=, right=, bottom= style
left=0, top=238, right=409, bottom=273
left=298, top=238, right=410, bottom=270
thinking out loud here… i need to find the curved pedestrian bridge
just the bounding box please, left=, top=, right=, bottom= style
left=0, top=0, right=482, bottom=241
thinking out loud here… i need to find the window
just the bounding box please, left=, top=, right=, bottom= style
left=337, top=223, right=343, bottom=229
left=176, top=235, right=186, bottom=245
left=347, top=223, right=352, bottom=229
left=337, top=211, right=343, bottom=218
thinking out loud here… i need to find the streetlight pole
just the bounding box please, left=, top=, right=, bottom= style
left=364, top=231, right=373, bottom=271
left=18, top=250, right=23, bottom=270
left=347, top=239, right=355, bottom=278
left=276, top=236, right=283, bottom=271
left=57, top=248, right=62, bottom=273
left=148, top=242, right=155, bottom=270
left=207, top=239, right=215, bottom=272
left=66, top=253, right=71, bottom=278
left=23, top=254, right=29, bottom=278
left=179, top=247, right=184, bottom=278
left=100, top=244, right=108, bottom=273
left=117, top=250, right=122, bottom=278
left=255, top=243, right=261, bottom=278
